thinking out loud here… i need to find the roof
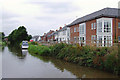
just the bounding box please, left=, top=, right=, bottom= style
left=58, top=26, right=67, bottom=32
left=32, top=36, right=40, bottom=39
left=67, top=8, right=120, bottom=27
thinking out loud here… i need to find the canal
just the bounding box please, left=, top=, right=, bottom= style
left=2, top=46, right=120, bottom=78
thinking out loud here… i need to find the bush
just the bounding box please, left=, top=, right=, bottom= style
left=28, top=43, right=120, bottom=75
left=50, top=43, right=66, bottom=56
left=30, top=42, right=38, bottom=45
left=104, top=53, right=117, bottom=73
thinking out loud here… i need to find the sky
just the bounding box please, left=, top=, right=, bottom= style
left=1, top=0, right=120, bottom=36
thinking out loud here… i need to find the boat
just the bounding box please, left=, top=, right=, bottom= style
left=22, top=41, right=29, bottom=49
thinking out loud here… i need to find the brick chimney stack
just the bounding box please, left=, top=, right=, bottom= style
left=59, top=27, right=62, bottom=30
left=44, top=33, right=46, bottom=35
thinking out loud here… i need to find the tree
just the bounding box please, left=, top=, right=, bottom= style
left=27, top=35, right=32, bottom=41
left=0, top=32, right=5, bottom=41
left=8, top=26, right=29, bottom=45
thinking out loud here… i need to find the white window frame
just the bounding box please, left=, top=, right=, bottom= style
left=91, top=35, right=96, bottom=43
left=79, top=23, right=86, bottom=45
left=104, top=21, right=111, bottom=33
left=91, top=23, right=94, bottom=30
left=97, top=21, right=102, bottom=33
left=79, top=24, right=85, bottom=34
left=97, top=18, right=113, bottom=47
left=94, top=23, right=96, bottom=29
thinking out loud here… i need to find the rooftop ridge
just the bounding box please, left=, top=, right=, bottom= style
left=68, top=7, right=119, bottom=27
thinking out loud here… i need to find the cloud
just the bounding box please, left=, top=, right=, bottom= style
left=1, top=0, right=119, bottom=36
left=2, top=10, right=21, bottom=20
left=28, top=1, right=80, bottom=14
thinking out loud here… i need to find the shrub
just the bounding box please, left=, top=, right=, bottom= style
left=104, top=51, right=118, bottom=73
left=50, top=43, right=66, bottom=56
left=30, top=42, right=38, bottom=45
left=28, top=43, right=120, bottom=75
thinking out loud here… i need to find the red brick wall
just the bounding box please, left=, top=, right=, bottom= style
left=112, top=18, right=120, bottom=43
left=46, top=31, right=54, bottom=42
left=70, top=24, right=79, bottom=44
left=118, top=19, right=120, bottom=37
left=86, top=19, right=96, bottom=45
left=69, top=17, right=120, bottom=45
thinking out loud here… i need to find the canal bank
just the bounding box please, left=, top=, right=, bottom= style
left=28, top=43, right=120, bottom=76
left=2, top=46, right=120, bottom=78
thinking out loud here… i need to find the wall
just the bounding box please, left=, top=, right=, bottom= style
left=70, top=24, right=79, bottom=44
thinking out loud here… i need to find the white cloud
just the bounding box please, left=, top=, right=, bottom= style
left=1, top=0, right=120, bottom=36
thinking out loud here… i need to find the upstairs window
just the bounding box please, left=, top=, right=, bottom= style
left=94, top=23, right=96, bottom=29
left=79, top=25, right=85, bottom=34
left=97, top=21, right=102, bottom=32
left=74, top=27, right=76, bottom=32
left=91, top=23, right=94, bottom=30
left=104, top=21, right=111, bottom=32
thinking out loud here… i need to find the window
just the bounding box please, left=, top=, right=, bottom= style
left=71, top=28, right=73, bottom=33
left=118, top=36, right=120, bottom=42
left=60, top=38, right=61, bottom=41
left=97, top=21, right=102, bottom=32
left=74, top=27, right=76, bottom=32
left=67, top=29, right=70, bottom=36
left=104, top=36, right=111, bottom=47
left=104, top=21, right=111, bottom=32
left=94, top=23, right=96, bottom=29
left=79, top=25, right=85, bottom=34
left=80, top=37, right=84, bottom=42
left=118, top=23, right=120, bottom=28
left=91, top=35, right=96, bottom=43
left=98, top=36, right=102, bottom=47
left=91, top=23, right=93, bottom=30
left=63, top=30, right=66, bottom=35
left=74, top=37, right=77, bottom=43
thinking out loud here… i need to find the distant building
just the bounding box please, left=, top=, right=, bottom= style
left=31, top=35, right=41, bottom=42
left=41, top=30, right=54, bottom=43
left=57, top=26, right=70, bottom=43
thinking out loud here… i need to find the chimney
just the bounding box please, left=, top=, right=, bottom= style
left=59, top=27, right=62, bottom=30
left=44, top=33, right=46, bottom=35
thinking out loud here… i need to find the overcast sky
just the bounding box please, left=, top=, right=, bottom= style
left=1, top=0, right=120, bottom=36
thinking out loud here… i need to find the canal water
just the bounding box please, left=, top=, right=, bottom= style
left=2, top=46, right=120, bottom=78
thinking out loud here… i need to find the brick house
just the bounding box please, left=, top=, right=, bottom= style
left=67, top=8, right=120, bottom=47
left=45, top=30, right=54, bottom=43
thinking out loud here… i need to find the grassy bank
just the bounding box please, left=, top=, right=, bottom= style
left=28, top=42, right=120, bottom=75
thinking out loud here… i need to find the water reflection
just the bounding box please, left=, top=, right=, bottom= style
left=2, top=46, right=120, bottom=78
left=0, top=46, right=5, bottom=52
left=7, top=45, right=27, bottom=59
left=31, top=55, right=119, bottom=78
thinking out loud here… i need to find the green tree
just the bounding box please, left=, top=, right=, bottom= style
left=0, top=32, right=5, bottom=41
left=27, top=35, right=32, bottom=41
left=8, top=26, right=29, bottom=45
